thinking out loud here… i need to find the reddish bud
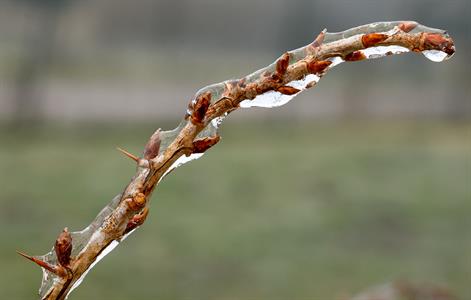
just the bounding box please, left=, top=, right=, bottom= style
left=191, top=92, right=211, bottom=125
left=55, top=228, right=72, bottom=267
left=422, top=33, right=455, bottom=55
left=277, top=86, right=300, bottom=95
left=307, top=60, right=332, bottom=74
left=144, top=129, right=161, bottom=160
left=193, top=136, right=220, bottom=153
left=362, top=33, right=389, bottom=48
left=398, top=21, right=418, bottom=33
left=345, top=51, right=367, bottom=62
left=125, top=207, right=149, bottom=233
left=276, top=52, right=290, bottom=77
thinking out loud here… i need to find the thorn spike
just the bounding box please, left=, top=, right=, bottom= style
left=117, top=147, right=140, bottom=163
left=17, top=251, right=57, bottom=274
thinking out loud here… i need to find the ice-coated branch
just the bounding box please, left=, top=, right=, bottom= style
left=18, top=21, right=455, bottom=299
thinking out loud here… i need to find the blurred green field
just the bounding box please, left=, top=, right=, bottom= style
left=0, top=121, right=470, bottom=299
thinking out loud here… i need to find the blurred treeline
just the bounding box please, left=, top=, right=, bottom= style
left=0, top=0, right=469, bottom=123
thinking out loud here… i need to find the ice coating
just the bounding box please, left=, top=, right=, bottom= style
left=39, top=194, right=122, bottom=298
left=34, top=21, right=455, bottom=299
left=65, top=229, right=135, bottom=299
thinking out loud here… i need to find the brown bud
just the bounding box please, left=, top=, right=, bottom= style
left=307, top=60, right=332, bottom=74
left=125, top=207, right=149, bottom=233
left=277, top=86, right=300, bottom=95
left=55, top=228, right=72, bottom=267
left=398, top=21, right=418, bottom=33
left=127, top=193, right=146, bottom=211
left=422, top=33, right=455, bottom=55
left=237, top=78, right=247, bottom=89
left=276, top=52, right=290, bottom=77
left=193, top=136, right=220, bottom=153
left=344, top=51, right=367, bottom=62
left=362, top=33, right=389, bottom=48
left=144, top=129, right=161, bottom=160
left=191, top=92, right=211, bottom=125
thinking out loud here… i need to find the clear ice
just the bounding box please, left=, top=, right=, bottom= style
left=37, top=20, right=454, bottom=298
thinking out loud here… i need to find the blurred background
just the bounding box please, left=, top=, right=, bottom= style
left=0, top=0, right=469, bottom=299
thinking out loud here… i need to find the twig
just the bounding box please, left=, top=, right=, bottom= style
left=18, top=21, right=455, bottom=299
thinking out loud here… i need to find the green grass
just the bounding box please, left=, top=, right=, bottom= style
left=0, top=121, right=469, bottom=299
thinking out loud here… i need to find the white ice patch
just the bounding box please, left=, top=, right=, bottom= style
left=362, top=45, right=410, bottom=59
left=239, top=74, right=320, bottom=108
left=422, top=50, right=449, bottom=62
left=161, top=153, right=204, bottom=179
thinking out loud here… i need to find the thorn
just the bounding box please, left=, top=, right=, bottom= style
left=312, top=28, right=326, bottom=48
left=17, top=251, right=57, bottom=274
left=117, top=147, right=140, bottom=163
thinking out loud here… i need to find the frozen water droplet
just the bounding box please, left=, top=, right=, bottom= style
left=422, top=50, right=449, bottom=62
left=362, top=45, right=410, bottom=59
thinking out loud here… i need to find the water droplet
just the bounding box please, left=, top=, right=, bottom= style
left=422, top=50, right=449, bottom=62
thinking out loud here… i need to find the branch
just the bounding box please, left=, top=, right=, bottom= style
left=19, top=21, right=455, bottom=299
